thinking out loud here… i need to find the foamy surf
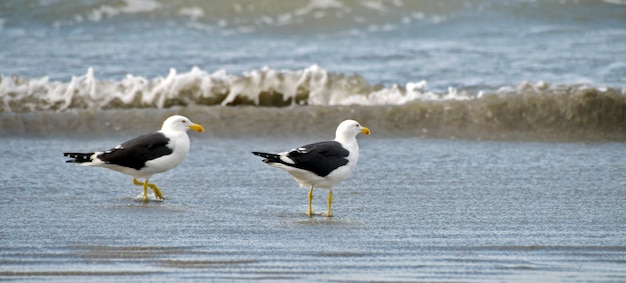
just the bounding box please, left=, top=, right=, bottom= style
left=1, top=65, right=622, bottom=113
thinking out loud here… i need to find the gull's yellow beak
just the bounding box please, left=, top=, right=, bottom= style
left=189, top=123, right=205, bottom=133
left=361, top=126, right=371, bottom=135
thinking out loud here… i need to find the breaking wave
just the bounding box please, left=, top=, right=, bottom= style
left=5, top=0, right=624, bottom=35
left=2, top=65, right=624, bottom=113
left=0, top=0, right=496, bottom=34
left=1, top=66, right=624, bottom=142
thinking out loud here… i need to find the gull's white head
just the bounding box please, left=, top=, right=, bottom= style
left=161, top=115, right=205, bottom=133
left=335, top=119, right=370, bottom=143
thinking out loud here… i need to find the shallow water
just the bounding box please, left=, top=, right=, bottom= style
left=1, top=136, right=625, bottom=282
left=2, top=1, right=624, bottom=279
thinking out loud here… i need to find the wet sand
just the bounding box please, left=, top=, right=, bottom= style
left=1, top=136, right=625, bottom=282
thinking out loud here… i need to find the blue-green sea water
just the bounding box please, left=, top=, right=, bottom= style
left=1, top=1, right=625, bottom=281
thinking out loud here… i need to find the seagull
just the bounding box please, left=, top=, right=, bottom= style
left=252, top=120, right=370, bottom=217
left=63, top=115, right=204, bottom=201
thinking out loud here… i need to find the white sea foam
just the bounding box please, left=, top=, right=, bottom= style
left=603, top=0, right=626, bottom=5
left=1, top=65, right=622, bottom=113
left=178, top=7, right=204, bottom=21
left=294, top=0, right=344, bottom=17
left=87, top=0, right=161, bottom=22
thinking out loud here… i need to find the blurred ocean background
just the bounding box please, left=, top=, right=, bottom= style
left=0, top=0, right=625, bottom=140
left=1, top=0, right=626, bottom=282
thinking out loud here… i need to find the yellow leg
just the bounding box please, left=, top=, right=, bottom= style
left=147, top=183, right=164, bottom=200
left=307, top=185, right=314, bottom=217
left=132, top=178, right=148, bottom=201
left=327, top=190, right=333, bottom=217
left=132, top=178, right=164, bottom=201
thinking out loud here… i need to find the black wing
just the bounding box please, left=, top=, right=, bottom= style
left=285, top=141, right=350, bottom=177
left=97, top=132, right=173, bottom=170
